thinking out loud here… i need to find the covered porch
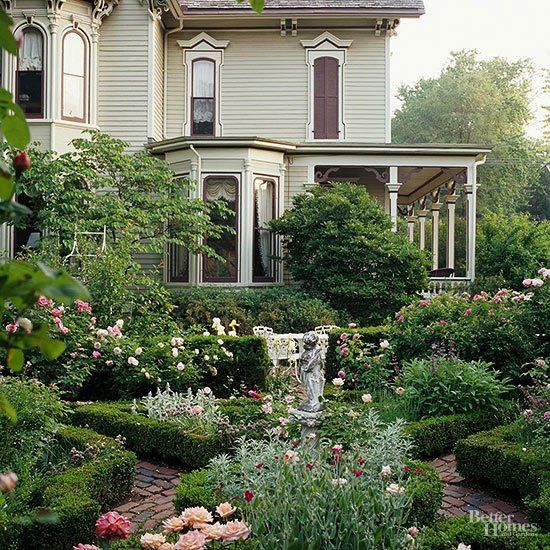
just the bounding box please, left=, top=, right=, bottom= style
left=289, top=143, right=491, bottom=289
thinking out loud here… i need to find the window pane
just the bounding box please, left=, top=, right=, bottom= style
left=64, top=33, right=85, bottom=76
left=203, top=177, right=238, bottom=281
left=63, top=74, right=85, bottom=119
left=192, top=98, right=214, bottom=135
left=17, top=71, right=42, bottom=115
left=19, top=29, right=43, bottom=71
left=193, top=60, right=214, bottom=97
left=253, top=179, right=276, bottom=280
left=168, top=244, right=189, bottom=283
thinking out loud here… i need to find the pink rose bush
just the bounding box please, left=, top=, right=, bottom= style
left=95, top=511, right=132, bottom=541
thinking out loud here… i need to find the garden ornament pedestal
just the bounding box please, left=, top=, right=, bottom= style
left=289, top=331, right=326, bottom=448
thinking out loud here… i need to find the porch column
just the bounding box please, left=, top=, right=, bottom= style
left=417, top=198, right=428, bottom=250
left=241, top=160, right=254, bottom=285
left=465, top=165, right=478, bottom=281
left=189, top=159, right=201, bottom=285
left=406, top=204, right=416, bottom=244
left=430, top=190, right=442, bottom=271
left=445, top=184, right=459, bottom=270
left=386, top=167, right=402, bottom=232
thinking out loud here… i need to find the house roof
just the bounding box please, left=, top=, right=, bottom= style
left=180, top=0, right=425, bottom=15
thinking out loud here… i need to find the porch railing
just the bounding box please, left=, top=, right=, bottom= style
left=420, top=276, right=472, bottom=297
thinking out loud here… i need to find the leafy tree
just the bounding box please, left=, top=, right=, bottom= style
left=393, top=50, right=544, bottom=216
left=476, top=212, right=550, bottom=291
left=271, top=184, right=429, bottom=325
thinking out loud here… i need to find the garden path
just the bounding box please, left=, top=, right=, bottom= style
left=429, top=453, right=527, bottom=524
left=114, top=460, right=181, bottom=533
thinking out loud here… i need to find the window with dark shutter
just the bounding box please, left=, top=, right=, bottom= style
left=313, top=56, right=339, bottom=139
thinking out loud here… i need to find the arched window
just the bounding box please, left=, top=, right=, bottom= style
left=191, top=59, right=215, bottom=136
left=16, top=27, right=45, bottom=118
left=313, top=56, right=339, bottom=139
left=62, top=31, right=87, bottom=122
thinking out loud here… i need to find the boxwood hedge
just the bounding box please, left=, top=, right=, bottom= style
left=0, top=426, right=135, bottom=550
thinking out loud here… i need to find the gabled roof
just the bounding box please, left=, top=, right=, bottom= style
left=180, top=0, right=425, bottom=15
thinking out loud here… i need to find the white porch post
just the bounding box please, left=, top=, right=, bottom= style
left=430, top=189, right=442, bottom=271
left=465, top=165, right=478, bottom=281
left=241, top=160, right=254, bottom=285
left=417, top=197, right=427, bottom=250
left=189, top=159, right=201, bottom=285
left=406, top=204, right=416, bottom=244
left=445, top=183, right=459, bottom=270
left=387, top=167, right=402, bottom=232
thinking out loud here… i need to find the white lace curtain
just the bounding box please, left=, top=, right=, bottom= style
left=19, top=29, right=43, bottom=71
left=255, top=180, right=274, bottom=274
left=205, top=178, right=237, bottom=202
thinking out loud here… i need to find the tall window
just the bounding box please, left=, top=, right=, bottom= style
left=192, top=59, right=215, bottom=136
left=203, top=176, right=238, bottom=282
left=253, top=178, right=276, bottom=282
left=314, top=56, right=339, bottom=139
left=16, top=28, right=44, bottom=118
left=62, top=31, right=87, bottom=122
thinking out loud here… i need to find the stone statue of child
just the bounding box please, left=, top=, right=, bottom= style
left=298, top=331, right=325, bottom=412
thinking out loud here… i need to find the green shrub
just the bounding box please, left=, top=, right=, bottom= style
left=325, top=326, right=391, bottom=382
left=398, top=356, right=512, bottom=419
left=270, top=183, right=429, bottom=325
left=175, top=469, right=220, bottom=512
left=421, top=516, right=550, bottom=549
left=403, top=459, right=443, bottom=527
left=391, top=284, right=548, bottom=380
left=455, top=424, right=549, bottom=530
left=0, top=426, right=136, bottom=550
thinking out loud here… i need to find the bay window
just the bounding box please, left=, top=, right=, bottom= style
left=16, top=27, right=44, bottom=118
left=62, top=31, right=87, bottom=122
left=192, top=59, right=215, bottom=136
left=203, top=176, right=239, bottom=282
left=253, top=178, right=277, bottom=282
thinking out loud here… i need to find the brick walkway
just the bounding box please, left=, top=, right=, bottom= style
left=429, top=453, right=527, bottom=524
left=114, top=460, right=181, bottom=533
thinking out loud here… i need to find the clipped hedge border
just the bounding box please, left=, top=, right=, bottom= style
left=175, top=460, right=443, bottom=528
left=455, top=424, right=549, bottom=532
left=421, top=517, right=550, bottom=549
left=0, top=426, right=136, bottom=550
left=325, top=326, right=391, bottom=380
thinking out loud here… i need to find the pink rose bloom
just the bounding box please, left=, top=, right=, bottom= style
left=58, top=326, right=69, bottom=335
left=0, top=471, right=18, bottom=493
left=175, top=530, right=206, bottom=550
left=95, top=511, right=131, bottom=541
left=92, top=351, right=101, bottom=358
left=337, top=370, right=346, bottom=379
left=408, top=526, right=419, bottom=537
left=70, top=352, right=78, bottom=358
left=340, top=347, right=349, bottom=357
left=5, top=323, right=18, bottom=333
left=75, top=300, right=92, bottom=314
left=72, top=545, right=101, bottom=550
left=221, top=520, right=251, bottom=542
left=330, top=444, right=343, bottom=453
left=523, top=279, right=532, bottom=287
left=464, top=309, right=472, bottom=316
left=90, top=316, right=97, bottom=325
left=51, top=308, right=63, bottom=318
left=544, top=411, right=550, bottom=420
left=379, top=339, right=390, bottom=349
left=37, top=295, right=53, bottom=308
left=535, top=359, right=546, bottom=367
left=340, top=333, right=348, bottom=341
left=348, top=323, right=357, bottom=329
left=105, top=360, right=113, bottom=366
left=419, top=300, right=429, bottom=307
left=352, top=332, right=360, bottom=340
left=396, top=387, right=405, bottom=396
left=439, top=320, right=447, bottom=326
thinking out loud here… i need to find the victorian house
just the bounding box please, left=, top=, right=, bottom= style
left=0, top=0, right=490, bottom=288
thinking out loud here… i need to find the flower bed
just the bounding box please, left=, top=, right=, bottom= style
left=0, top=425, right=136, bottom=550
left=455, top=424, right=550, bottom=531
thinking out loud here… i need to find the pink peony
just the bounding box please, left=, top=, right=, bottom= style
left=94, top=511, right=131, bottom=541
left=175, top=530, right=206, bottom=550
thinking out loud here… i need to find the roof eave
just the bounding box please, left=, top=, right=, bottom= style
left=179, top=7, right=425, bottom=18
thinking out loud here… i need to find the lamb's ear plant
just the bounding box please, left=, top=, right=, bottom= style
left=208, top=410, right=418, bottom=549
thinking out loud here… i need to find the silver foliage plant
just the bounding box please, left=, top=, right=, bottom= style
left=208, top=409, right=417, bottom=549
left=139, top=384, right=228, bottom=435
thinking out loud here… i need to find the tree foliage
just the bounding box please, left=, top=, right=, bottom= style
left=271, top=184, right=429, bottom=325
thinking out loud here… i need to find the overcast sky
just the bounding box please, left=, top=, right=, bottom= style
left=390, top=0, right=550, bottom=139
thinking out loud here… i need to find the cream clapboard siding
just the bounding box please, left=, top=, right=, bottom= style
left=285, top=163, right=309, bottom=209
left=166, top=30, right=387, bottom=142
left=27, top=123, right=52, bottom=150
left=152, top=19, right=165, bottom=141
left=98, top=0, right=150, bottom=150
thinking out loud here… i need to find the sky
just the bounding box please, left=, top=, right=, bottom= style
left=390, top=0, right=550, bottom=139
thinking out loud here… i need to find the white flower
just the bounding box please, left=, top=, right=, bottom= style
left=203, top=331, right=211, bottom=336
left=380, top=465, right=392, bottom=478
left=457, top=545, right=472, bottom=550
left=94, top=342, right=102, bottom=350
left=361, top=394, right=373, bottom=403
left=262, top=402, right=273, bottom=414
left=332, top=378, right=344, bottom=387
left=144, top=371, right=151, bottom=379
left=203, top=387, right=212, bottom=395
left=17, top=317, right=32, bottom=332
left=204, top=355, right=210, bottom=362
left=113, top=347, right=122, bottom=356
left=140, top=533, right=166, bottom=548
left=116, top=319, right=124, bottom=328
left=331, top=478, right=348, bottom=486
left=385, top=483, right=404, bottom=495
left=228, top=329, right=237, bottom=337
left=135, top=347, right=143, bottom=356
left=217, top=339, right=224, bottom=345
left=531, top=278, right=544, bottom=288
left=176, top=362, right=185, bottom=371
left=194, top=349, right=200, bottom=355
left=172, top=347, right=179, bottom=358
left=284, top=450, right=299, bottom=463
left=128, top=356, right=139, bottom=366
left=379, top=339, right=390, bottom=349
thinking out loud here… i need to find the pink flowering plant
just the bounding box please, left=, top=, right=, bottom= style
left=391, top=271, right=549, bottom=380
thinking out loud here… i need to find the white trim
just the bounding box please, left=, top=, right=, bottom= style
left=385, top=35, right=391, bottom=143
left=302, top=32, right=352, bottom=142
left=147, top=18, right=155, bottom=140
left=178, top=34, right=229, bottom=137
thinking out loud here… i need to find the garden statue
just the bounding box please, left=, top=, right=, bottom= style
left=298, top=331, right=325, bottom=412
left=289, top=331, right=326, bottom=448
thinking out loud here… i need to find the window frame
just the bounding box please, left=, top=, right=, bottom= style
left=15, top=25, right=46, bottom=119
left=202, top=174, right=240, bottom=283
left=190, top=57, right=216, bottom=137
left=252, top=177, right=278, bottom=283
left=61, top=29, right=89, bottom=123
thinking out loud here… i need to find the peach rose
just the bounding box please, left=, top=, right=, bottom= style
left=162, top=516, right=186, bottom=534
left=200, top=521, right=225, bottom=541
left=140, top=533, right=166, bottom=548
left=181, top=507, right=213, bottom=527
left=221, top=519, right=252, bottom=542
left=174, top=530, right=206, bottom=550
left=215, top=502, right=236, bottom=518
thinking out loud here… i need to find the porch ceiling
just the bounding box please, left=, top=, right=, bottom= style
left=397, top=166, right=465, bottom=205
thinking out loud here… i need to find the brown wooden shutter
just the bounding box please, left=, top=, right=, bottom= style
left=314, top=56, right=339, bottom=139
